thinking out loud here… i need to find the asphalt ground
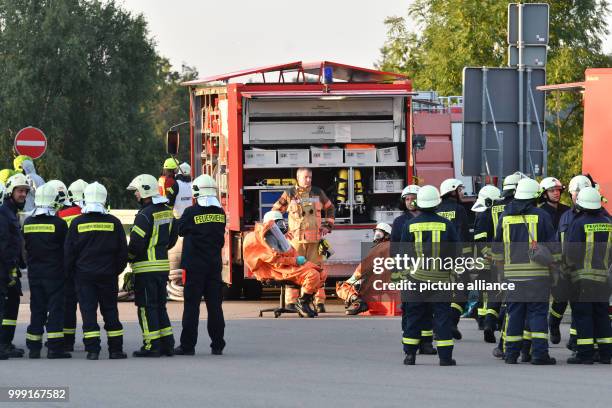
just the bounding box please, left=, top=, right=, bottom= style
left=1, top=299, right=611, bottom=408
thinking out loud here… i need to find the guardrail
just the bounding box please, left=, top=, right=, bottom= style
left=109, top=209, right=138, bottom=225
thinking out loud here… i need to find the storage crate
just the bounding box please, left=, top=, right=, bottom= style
left=376, top=146, right=399, bottom=163
left=372, top=210, right=403, bottom=224
left=375, top=179, right=404, bottom=193
left=344, top=148, right=376, bottom=165
left=277, top=149, right=309, bottom=166
left=310, top=147, right=343, bottom=165
left=245, top=149, right=276, bottom=165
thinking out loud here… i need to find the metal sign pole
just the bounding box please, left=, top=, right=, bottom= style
left=518, top=2, right=524, bottom=173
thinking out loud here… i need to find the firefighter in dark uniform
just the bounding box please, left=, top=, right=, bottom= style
left=174, top=174, right=226, bottom=355
left=437, top=178, right=471, bottom=340
left=549, top=175, right=593, bottom=347
left=57, top=179, right=88, bottom=351
left=400, top=185, right=460, bottom=366
left=492, top=178, right=559, bottom=365
left=471, top=185, right=504, bottom=344
left=127, top=174, right=178, bottom=357
left=0, top=174, right=30, bottom=359
left=23, top=183, right=71, bottom=359
left=64, top=182, right=128, bottom=360
left=563, top=187, right=611, bottom=364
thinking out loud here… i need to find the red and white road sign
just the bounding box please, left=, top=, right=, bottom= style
left=14, top=127, right=47, bottom=159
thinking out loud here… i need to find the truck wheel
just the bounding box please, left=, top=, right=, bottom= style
left=243, top=279, right=262, bottom=300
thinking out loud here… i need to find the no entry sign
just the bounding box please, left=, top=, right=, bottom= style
left=14, top=127, right=47, bottom=159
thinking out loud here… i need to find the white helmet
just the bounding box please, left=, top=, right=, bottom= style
left=540, top=177, right=564, bottom=191
left=576, top=187, right=602, bottom=210
left=84, top=182, right=108, bottom=205
left=502, top=172, right=526, bottom=191
left=568, top=175, right=592, bottom=194
left=401, top=184, right=420, bottom=198
left=416, top=185, right=442, bottom=209
left=0, top=182, right=5, bottom=204
left=45, top=180, right=68, bottom=208
left=34, top=182, right=59, bottom=208
left=440, top=178, right=463, bottom=197
left=179, top=162, right=191, bottom=175
left=5, top=173, right=30, bottom=195
left=68, top=179, right=89, bottom=204
left=263, top=210, right=283, bottom=223
left=471, top=185, right=501, bottom=212
left=514, top=178, right=541, bottom=200
left=374, top=222, right=392, bottom=235
left=192, top=174, right=217, bottom=198
left=127, top=174, right=159, bottom=199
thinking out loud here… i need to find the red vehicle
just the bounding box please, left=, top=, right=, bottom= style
left=179, top=61, right=457, bottom=298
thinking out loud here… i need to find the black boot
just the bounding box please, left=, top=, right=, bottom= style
left=28, top=350, right=41, bottom=359
left=403, top=353, right=416, bottom=365
left=8, top=344, right=24, bottom=358
left=531, top=354, right=556, bottom=365
left=47, top=351, right=72, bottom=359
left=549, top=323, right=561, bottom=345
left=295, top=294, right=317, bottom=318
left=0, top=345, right=9, bottom=360
left=483, top=326, right=496, bottom=344
left=439, top=358, right=457, bottom=366
left=109, top=351, right=128, bottom=359
left=346, top=299, right=369, bottom=316
left=477, top=317, right=485, bottom=331
left=174, top=346, right=195, bottom=356
left=505, top=355, right=518, bottom=364
left=211, top=348, right=223, bottom=355
left=161, top=347, right=174, bottom=357
left=86, top=352, right=100, bottom=360
left=567, top=355, right=594, bottom=365
left=418, top=342, right=437, bottom=355
left=132, top=348, right=161, bottom=358
left=316, top=303, right=326, bottom=314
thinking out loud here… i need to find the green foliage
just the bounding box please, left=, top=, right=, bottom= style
left=0, top=0, right=195, bottom=207
left=378, top=0, right=612, bottom=186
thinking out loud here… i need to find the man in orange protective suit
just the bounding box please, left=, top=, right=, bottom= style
left=243, top=210, right=326, bottom=318
left=336, top=223, right=391, bottom=315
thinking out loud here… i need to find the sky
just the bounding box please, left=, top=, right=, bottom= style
left=119, top=0, right=612, bottom=79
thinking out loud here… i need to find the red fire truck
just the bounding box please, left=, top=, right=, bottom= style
left=178, top=61, right=460, bottom=298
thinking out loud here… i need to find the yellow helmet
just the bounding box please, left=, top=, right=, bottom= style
left=127, top=174, right=159, bottom=199
left=0, top=168, right=16, bottom=184
left=163, top=157, right=179, bottom=170
left=13, top=155, right=33, bottom=171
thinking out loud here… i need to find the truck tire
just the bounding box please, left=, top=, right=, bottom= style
left=243, top=279, right=262, bottom=300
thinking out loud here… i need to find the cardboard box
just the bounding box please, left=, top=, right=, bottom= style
left=377, top=146, right=399, bottom=163
left=375, top=179, right=404, bottom=193
left=344, top=148, right=376, bottom=165
left=310, top=147, right=343, bottom=165
left=277, top=149, right=309, bottom=166
left=245, top=149, right=276, bottom=165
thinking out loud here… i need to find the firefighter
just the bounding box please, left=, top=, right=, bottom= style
left=0, top=182, right=8, bottom=360
left=23, top=183, right=71, bottom=359
left=57, top=179, right=88, bottom=351
left=0, top=173, right=30, bottom=359
left=244, top=210, right=322, bottom=318
left=336, top=223, right=391, bottom=316
left=549, top=175, right=594, bottom=348
left=14, top=155, right=45, bottom=213
left=471, top=185, right=503, bottom=344
left=127, top=174, right=178, bottom=357
left=158, top=157, right=179, bottom=207
left=174, top=175, right=227, bottom=354
left=391, top=185, right=420, bottom=242
left=173, top=162, right=192, bottom=218
left=539, top=177, right=571, bottom=228
left=563, top=187, right=611, bottom=364
left=65, top=182, right=128, bottom=360
left=400, top=185, right=460, bottom=366
left=272, top=167, right=334, bottom=313
left=437, top=178, right=471, bottom=339
left=492, top=178, right=559, bottom=365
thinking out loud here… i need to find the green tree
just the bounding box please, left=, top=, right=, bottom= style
left=0, top=0, right=192, bottom=207
left=378, top=0, right=611, bottom=184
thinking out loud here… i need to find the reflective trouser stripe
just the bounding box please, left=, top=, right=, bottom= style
left=505, top=335, right=523, bottom=342
left=451, top=303, right=463, bottom=313
left=577, top=338, right=594, bottom=345
left=596, top=337, right=612, bottom=344
left=107, top=330, right=124, bottom=338
left=47, top=332, right=64, bottom=339
left=523, top=331, right=532, bottom=340
left=84, top=331, right=101, bottom=339
left=160, top=327, right=173, bottom=338
left=477, top=308, right=487, bottom=316
left=421, top=330, right=433, bottom=337
left=2, top=319, right=17, bottom=326
left=570, top=328, right=577, bottom=336
left=549, top=308, right=563, bottom=319
left=531, top=332, right=548, bottom=340
left=26, top=333, right=43, bottom=341
left=486, top=309, right=499, bottom=318
left=436, top=340, right=454, bottom=347
left=402, top=337, right=420, bottom=345
left=63, top=328, right=76, bottom=334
